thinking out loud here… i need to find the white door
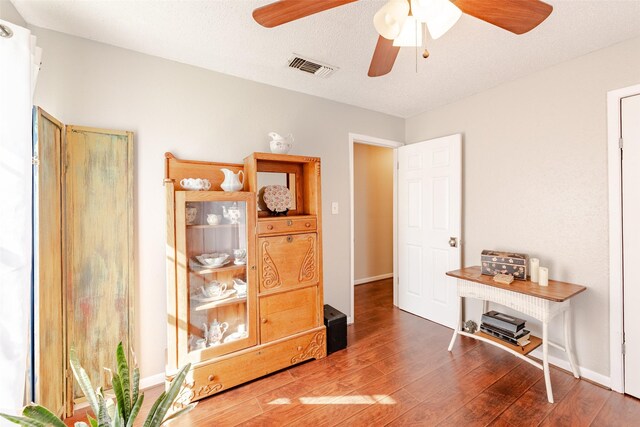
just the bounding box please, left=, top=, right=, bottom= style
left=623, top=94, right=640, bottom=398
left=398, top=134, right=461, bottom=328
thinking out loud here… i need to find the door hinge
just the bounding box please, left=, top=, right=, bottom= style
left=622, top=342, right=626, bottom=355
left=32, top=156, right=40, bottom=166
left=619, top=138, right=624, bottom=149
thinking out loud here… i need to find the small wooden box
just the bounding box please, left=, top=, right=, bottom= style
left=481, top=250, right=529, bottom=280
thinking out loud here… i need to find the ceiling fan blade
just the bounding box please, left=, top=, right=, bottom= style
left=453, top=0, right=553, bottom=35
left=368, top=36, right=401, bottom=77
left=253, top=0, right=358, bottom=28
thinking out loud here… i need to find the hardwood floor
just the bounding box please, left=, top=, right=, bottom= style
left=66, top=278, right=640, bottom=426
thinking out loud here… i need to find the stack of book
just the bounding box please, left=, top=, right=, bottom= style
left=481, top=310, right=531, bottom=347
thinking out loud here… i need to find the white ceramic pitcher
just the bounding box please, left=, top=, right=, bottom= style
left=220, top=168, right=244, bottom=192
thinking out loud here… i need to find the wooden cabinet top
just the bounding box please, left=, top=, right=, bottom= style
left=446, top=266, right=586, bottom=302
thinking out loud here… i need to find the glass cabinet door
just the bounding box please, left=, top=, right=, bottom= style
left=176, top=192, right=256, bottom=363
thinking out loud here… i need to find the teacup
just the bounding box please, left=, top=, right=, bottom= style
left=207, top=214, right=222, bottom=225
left=201, top=281, right=227, bottom=298
left=233, top=248, right=247, bottom=261
left=194, top=338, right=206, bottom=350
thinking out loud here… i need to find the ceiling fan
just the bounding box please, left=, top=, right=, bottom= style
left=252, top=0, right=553, bottom=77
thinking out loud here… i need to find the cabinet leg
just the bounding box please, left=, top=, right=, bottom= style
left=564, top=308, right=580, bottom=378
left=448, top=295, right=462, bottom=352
left=542, top=321, right=554, bottom=403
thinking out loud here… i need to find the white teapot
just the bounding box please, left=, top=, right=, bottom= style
left=268, top=132, right=293, bottom=154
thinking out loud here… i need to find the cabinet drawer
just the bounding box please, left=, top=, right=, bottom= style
left=260, top=287, right=319, bottom=343
left=258, top=216, right=317, bottom=235
left=258, top=233, right=318, bottom=292
left=187, top=350, right=263, bottom=401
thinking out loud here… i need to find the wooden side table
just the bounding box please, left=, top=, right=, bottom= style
left=446, top=266, right=586, bottom=403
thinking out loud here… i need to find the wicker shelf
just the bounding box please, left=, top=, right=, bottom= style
left=475, top=331, right=542, bottom=356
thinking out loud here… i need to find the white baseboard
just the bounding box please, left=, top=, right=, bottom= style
left=354, top=273, right=393, bottom=285
left=140, top=372, right=166, bottom=390
left=529, top=348, right=611, bottom=389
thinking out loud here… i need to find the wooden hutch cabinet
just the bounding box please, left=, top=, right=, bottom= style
left=164, top=152, right=326, bottom=404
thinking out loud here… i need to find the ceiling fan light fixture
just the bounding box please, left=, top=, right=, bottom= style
left=411, top=0, right=462, bottom=39
left=374, top=0, right=410, bottom=40
left=392, top=15, right=423, bottom=47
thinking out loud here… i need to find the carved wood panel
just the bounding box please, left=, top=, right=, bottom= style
left=258, top=233, right=318, bottom=292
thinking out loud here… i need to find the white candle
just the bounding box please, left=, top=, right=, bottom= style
left=530, top=258, right=540, bottom=283
left=539, top=267, right=549, bottom=286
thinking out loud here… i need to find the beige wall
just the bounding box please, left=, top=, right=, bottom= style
left=353, top=144, right=393, bottom=282
left=31, top=27, right=404, bottom=381
left=0, top=0, right=26, bottom=26
left=406, top=36, right=640, bottom=379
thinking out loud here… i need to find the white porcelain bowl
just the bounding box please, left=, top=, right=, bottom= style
left=270, top=139, right=292, bottom=154
left=197, top=253, right=229, bottom=267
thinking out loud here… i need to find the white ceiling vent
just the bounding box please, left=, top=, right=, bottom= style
left=288, top=54, right=338, bottom=78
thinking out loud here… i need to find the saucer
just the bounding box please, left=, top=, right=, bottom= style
left=234, top=259, right=247, bottom=265
left=223, top=331, right=248, bottom=343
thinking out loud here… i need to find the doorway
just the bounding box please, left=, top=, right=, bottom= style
left=349, top=134, right=403, bottom=323
left=608, top=83, right=640, bottom=396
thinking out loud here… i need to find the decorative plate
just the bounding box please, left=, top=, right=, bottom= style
left=262, top=185, right=292, bottom=213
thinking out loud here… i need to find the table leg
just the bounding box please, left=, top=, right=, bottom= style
left=448, top=295, right=462, bottom=351
left=564, top=307, right=580, bottom=378
left=542, top=321, right=554, bottom=403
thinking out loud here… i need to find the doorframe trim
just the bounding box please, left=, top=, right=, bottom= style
left=348, top=133, right=403, bottom=324
left=608, top=83, right=640, bottom=394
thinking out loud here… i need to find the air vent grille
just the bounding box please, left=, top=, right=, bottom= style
left=288, top=54, right=337, bottom=78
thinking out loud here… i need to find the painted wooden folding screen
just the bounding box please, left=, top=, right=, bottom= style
left=34, top=108, right=66, bottom=416
left=63, top=126, right=134, bottom=408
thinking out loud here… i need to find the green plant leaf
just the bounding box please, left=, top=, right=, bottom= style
left=142, top=391, right=165, bottom=427
left=111, top=373, right=126, bottom=422
left=87, top=414, right=98, bottom=427
left=160, top=403, right=195, bottom=425
left=69, top=347, right=100, bottom=416
left=111, top=411, right=124, bottom=427
left=97, top=393, right=111, bottom=427
left=116, top=343, right=131, bottom=420
left=21, top=404, right=66, bottom=427
left=0, top=412, right=46, bottom=426
left=125, top=394, right=144, bottom=427
left=131, top=367, right=140, bottom=408
left=147, top=363, right=191, bottom=427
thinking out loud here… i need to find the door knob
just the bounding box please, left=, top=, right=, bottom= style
left=449, top=237, right=458, bottom=248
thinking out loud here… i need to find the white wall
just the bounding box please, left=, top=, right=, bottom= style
left=353, top=143, right=393, bottom=282
left=406, top=36, right=640, bottom=380
left=0, top=0, right=26, bottom=26
left=31, top=27, right=404, bottom=381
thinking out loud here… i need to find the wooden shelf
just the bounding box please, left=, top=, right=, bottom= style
left=187, top=224, right=240, bottom=229
left=192, top=294, right=247, bottom=311
left=190, top=263, right=246, bottom=275
left=475, top=331, right=542, bottom=355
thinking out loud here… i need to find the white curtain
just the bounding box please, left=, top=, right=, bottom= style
left=0, top=19, right=41, bottom=420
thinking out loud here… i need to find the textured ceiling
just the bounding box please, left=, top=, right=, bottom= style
left=12, top=0, right=640, bottom=118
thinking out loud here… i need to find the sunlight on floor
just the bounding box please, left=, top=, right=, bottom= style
left=268, top=395, right=396, bottom=405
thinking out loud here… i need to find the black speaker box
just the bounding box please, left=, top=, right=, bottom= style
left=323, top=304, right=347, bottom=355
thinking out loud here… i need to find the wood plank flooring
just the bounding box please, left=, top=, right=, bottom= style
left=66, top=278, right=640, bottom=426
